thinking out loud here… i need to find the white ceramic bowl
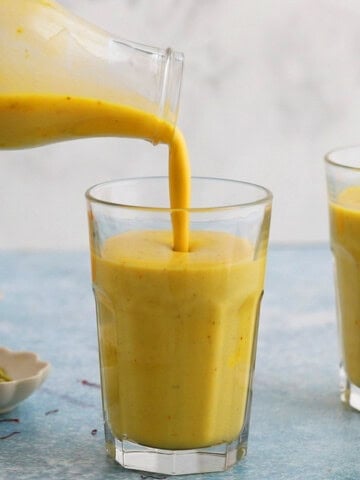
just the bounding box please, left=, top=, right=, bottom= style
left=0, top=347, right=51, bottom=413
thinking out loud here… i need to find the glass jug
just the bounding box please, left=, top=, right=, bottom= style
left=0, top=0, right=184, bottom=148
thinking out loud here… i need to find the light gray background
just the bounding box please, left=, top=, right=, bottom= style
left=2, top=0, right=360, bottom=249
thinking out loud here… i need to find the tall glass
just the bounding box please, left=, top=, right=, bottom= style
left=325, top=146, right=360, bottom=411
left=86, top=177, right=272, bottom=475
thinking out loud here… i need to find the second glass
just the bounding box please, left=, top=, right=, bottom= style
left=86, top=177, right=272, bottom=475
left=325, top=146, right=360, bottom=411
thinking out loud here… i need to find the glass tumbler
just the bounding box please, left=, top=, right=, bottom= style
left=325, top=146, right=360, bottom=411
left=86, top=177, right=272, bottom=475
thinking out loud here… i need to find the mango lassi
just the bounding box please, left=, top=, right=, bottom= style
left=92, top=229, right=265, bottom=449
left=0, top=1, right=272, bottom=468
left=0, top=90, right=270, bottom=453
left=330, top=186, right=360, bottom=388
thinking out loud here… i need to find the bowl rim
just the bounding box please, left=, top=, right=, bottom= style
left=0, top=346, right=51, bottom=385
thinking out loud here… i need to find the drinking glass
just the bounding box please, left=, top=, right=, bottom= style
left=86, top=176, right=272, bottom=475
left=325, top=146, right=360, bottom=411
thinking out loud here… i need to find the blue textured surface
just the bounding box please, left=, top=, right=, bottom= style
left=0, top=246, right=359, bottom=479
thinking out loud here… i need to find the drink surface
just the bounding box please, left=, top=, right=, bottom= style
left=330, top=186, right=360, bottom=387
left=92, top=229, right=265, bottom=449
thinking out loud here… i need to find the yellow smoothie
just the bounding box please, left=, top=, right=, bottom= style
left=0, top=91, right=266, bottom=449
left=0, top=0, right=268, bottom=452
left=92, top=230, right=265, bottom=449
left=330, top=186, right=360, bottom=387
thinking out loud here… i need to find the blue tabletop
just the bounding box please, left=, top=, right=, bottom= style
left=0, top=246, right=359, bottom=480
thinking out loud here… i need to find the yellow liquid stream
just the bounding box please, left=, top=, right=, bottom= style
left=330, top=186, right=360, bottom=387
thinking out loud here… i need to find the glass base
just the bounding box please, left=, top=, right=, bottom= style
left=340, top=364, right=360, bottom=411
left=104, top=423, right=248, bottom=475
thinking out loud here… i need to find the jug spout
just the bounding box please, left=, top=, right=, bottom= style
left=0, top=0, right=184, bottom=148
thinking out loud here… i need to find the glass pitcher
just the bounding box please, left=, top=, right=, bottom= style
left=0, top=0, right=184, bottom=148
